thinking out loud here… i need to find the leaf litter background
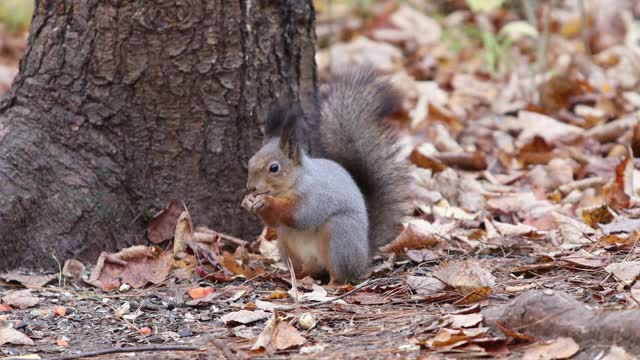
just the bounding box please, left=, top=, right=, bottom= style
left=3, top=1, right=640, bottom=359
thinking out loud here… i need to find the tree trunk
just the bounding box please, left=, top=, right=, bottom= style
left=0, top=0, right=316, bottom=271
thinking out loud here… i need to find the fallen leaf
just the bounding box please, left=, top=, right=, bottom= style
left=560, top=250, right=607, bottom=268
left=602, top=345, right=637, bottom=360
left=511, top=111, right=583, bottom=148
left=442, top=313, right=483, bottom=328
left=0, top=327, right=34, bottom=346
left=173, top=209, right=194, bottom=256
left=601, top=216, right=640, bottom=234
left=221, top=310, right=271, bottom=326
left=605, top=261, right=640, bottom=286
left=0, top=304, right=11, bottom=312
left=434, top=260, right=496, bottom=295
left=86, top=246, right=174, bottom=291
left=139, top=327, right=152, bottom=336
left=251, top=315, right=306, bottom=354
left=522, top=337, right=579, bottom=360
left=264, top=290, right=289, bottom=300
left=53, top=306, right=66, bottom=317
left=495, top=321, right=537, bottom=342
left=406, top=276, right=447, bottom=295
left=2, top=290, right=40, bottom=309
left=56, top=338, right=69, bottom=347
left=62, top=259, right=85, bottom=279
left=381, top=219, right=453, bottom=252
left=581, top=204, right=615, bottom=228
left=294, top=284, right=346, bottom=304
left=1, top=271, right=57, bottom=288
left=188, top=287, right=214, bottom=299
left=147, top=200, right=185, bottom=243
left=553, top=212, right=596, bottom=245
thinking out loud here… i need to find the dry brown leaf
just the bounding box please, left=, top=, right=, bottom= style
left=605, top=261, right=640, bottom=286
left=2, top=290, right=40, bottom=309
left=602, top=345, right=637, bottom=360
left=381, top=219, right=452, bottom=252
left=581, top=204, right=615, bottom=228
left=410, top=145, right=447, bottom=172
left=510, top=111, right=583, bottom=148
left=442, top=313, right=483, bottom=328
left=1, top=271, right=57, bottom=288
left=86, top=246, right=174, bottom=291
left=251, top=315, right=306, bottom=354
left=173, top=209, right=193, bottom=256
left=221, top=310, right=271, bottom=326
left=434, top=260, right=496, bottom=296
left=147, top=200, right=185, bottom=243
left=453, top=287, right=493, bottom=305
left=522, top=337, right=579, bottom=360
left=219, top=250, right=263, bottom=279
left=62, top=259, right=85, bottom=279
left=552, top=212, right=596, bottom=245
left=560, top=250, right=607, bottom=268
left=406, top=276, right=446, bottom=295
left=601, top=216, right=640, bottom=234
left=0, top=327, right=34, bottom=346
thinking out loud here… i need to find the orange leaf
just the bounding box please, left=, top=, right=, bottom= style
left=188, top=287, right=214, bottom=299
left=139, top=327, right=152, bottom=336
left=54, top=306, right=66, bottom=317
left=0, top=304, right=11, bottom=312
left=56, top=338, right=70, bottom=347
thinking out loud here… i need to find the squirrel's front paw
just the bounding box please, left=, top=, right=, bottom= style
left=241, top=193, right=271, bottom=214
left=241, top=193, right=257, bottom=213
left=251, top=194, right=271, bottom=213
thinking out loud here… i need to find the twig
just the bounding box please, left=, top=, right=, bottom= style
left=305, top=277, right=385, bottom=308
left=208, top=337, right=234, bottom=360
left=287, top=258, right=302, bottom=316
left=578, top=0, right=590, bottom=55
left=37, top=345, right=201, bottom=360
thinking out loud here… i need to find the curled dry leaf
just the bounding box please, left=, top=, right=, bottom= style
left=581, top=204, right=615, bottom=228
left=2, top=290, right=40, bottom=309
left=434, top=260, right=496, bottom=296
left=251, top=315, right=306, bottom=354
left=600, top=216, right=640, bottom=234
left=62, top=259, right=85, bottom=279
left=147, top=200, right=185, bottom=244
left=381, top=219, right=454, bottom=253
left=552, top=212, right=596, bottom=245
left=406, top=276, right=446, bottom=295
left=560, top=250, right=607, bottom=268
left=522, top=337, right=579, bottom=360
left=604, top=261, right=640, bottom=286
left=1, top=271, right=57, bottom=288
left=0, top=327, right=34, bottom=346
left=188, top=287, right=214, bottom=299
left=602, top=345, right=636, bottom=360
left=511, top=111, right=583, bottom=148
left=173, top=209, right=193, bottom=256
left=441, top=313, right=483, bottom=328
left=86, top=246, right=174, bottom=291
left=221, top=310, right=271, bottom=326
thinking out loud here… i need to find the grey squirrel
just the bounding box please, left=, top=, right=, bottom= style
left=241, top=68, right=409, bottom=284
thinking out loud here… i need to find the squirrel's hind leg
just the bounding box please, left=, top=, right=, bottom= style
left=321, top=215, right=369, bottom=284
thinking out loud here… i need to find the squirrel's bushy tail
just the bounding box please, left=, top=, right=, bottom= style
left=317, top=68, right=409, bottom=250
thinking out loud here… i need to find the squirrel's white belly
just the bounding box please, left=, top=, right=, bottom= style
left=277, top=226, right=327, bottom=275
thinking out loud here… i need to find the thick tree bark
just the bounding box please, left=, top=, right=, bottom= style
left=0, top=0, right=316, bottom=271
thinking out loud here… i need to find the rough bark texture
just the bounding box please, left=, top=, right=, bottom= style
left=483, top=290, right=640, bottom=358
left=0, top=0, right=316, bottom=271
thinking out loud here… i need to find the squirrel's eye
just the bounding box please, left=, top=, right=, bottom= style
left=269, top=163, right=280, bottom=173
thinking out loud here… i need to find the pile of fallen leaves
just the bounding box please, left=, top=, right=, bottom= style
left=4, top=1, right=640, bottom=359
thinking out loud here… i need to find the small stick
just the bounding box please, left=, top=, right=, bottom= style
left=287, top=258, right=302, bottom=316
left=305, top=277, right=384, bottom=308
left=208, top=337, right=234, bottom=360
left=37, top=345, right=201, bottom=360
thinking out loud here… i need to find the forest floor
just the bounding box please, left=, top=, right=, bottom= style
left=3, top=1, right=640, bottom=359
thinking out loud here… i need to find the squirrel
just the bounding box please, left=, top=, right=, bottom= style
left=241, top=68, right=409, bottom=284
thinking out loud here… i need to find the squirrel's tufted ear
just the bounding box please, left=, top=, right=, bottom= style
left=278, top=103, right=303, bottom=164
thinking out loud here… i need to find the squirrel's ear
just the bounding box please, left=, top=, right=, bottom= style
left=278, top=104, right=302, bottom=164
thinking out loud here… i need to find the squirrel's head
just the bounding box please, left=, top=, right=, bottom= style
left=246, top=104, right=303, bottom=197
